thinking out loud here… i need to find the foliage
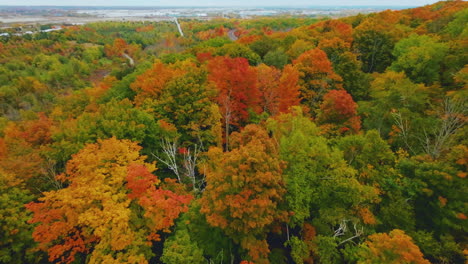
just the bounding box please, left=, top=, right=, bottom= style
left=390, top=34, right=448, bottom=85
left=358, top=229, right=430, bottom=264
left=26, top=138, right=192, bottom=264
left=0, top=170, right=39, bottom=264
left=161, top=227, right=205, bottom=264
left=293, top=48, right=343, bottom=109
left=318, top=89, right=361, bottom=135
left=200, top=125, right=287, bottom=263
left=151, top=67, right=222, bottom=147
left=1, top=2, right=467, bottom=263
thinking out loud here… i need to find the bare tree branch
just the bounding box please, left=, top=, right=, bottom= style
left=152, top=138, right=181, bottom=182
left=421, top=97, right=467, bottom=159
left=152, top=137, right=206, bottom=191
left=392, top=111, right=416, bottom=155
left=333, top=219, right=364, bottom=246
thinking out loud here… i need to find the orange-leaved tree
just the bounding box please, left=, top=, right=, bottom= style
left=207, top=56, right=261, bottom=149
left=200, top=125, right=288, bottom=263
left=308, top=19, right=354, bottom=44
left=256, top=64, right=301, bottom=116
left=0, top=113, right=53, bottom=188
left=104, top=38, right=140, bottom=60
left=26, top=137, right=192, bottom=264
left=130, top=61, right=185, bottom=105
left=358, top=229, right=430, bottom=264
left=293, top=48, right=343, bottom=110
left=318, top=89, right=361, bottom=135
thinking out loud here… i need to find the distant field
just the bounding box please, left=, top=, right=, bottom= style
left=0, top=5, right=405, bottom=25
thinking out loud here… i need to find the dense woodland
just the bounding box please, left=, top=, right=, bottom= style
left=0, top=1, right=467, bottom=263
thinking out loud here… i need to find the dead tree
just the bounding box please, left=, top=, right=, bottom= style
left=153, top=137, right=204, bottom=191
left=333, top=219, right=364, bottom=246
left=421, top=97, right=467, bottom=159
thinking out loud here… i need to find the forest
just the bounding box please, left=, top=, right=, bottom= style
left=0, top=1, right=467, bottom=263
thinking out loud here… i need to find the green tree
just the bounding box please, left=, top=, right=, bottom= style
left=161, top=227, right=205, bottom=264
left=263, top=48, right=289, bottom=69
left=331, top=51, right=371, bottom=101
left=353, top=18, right=398, bottom=73
left=398, top=156, right=468, bottom=239
left=152, top=68, right=222, bottom=147
left=360, top=71, right=432, bottom=153
left=444, top=8, right=468, bottom=38
left=50, top=98, right=163, bottom=168
left=249, top=36, right=281, bottom=59
left=390, top=34, right=448, bottom=85
left=0, top=170, right=40, bottom=264
left=215, top=43, right=261, bottom=65
left=267, top=107, right=377, bottom=230
left=336, top=131, right=417, bottom=232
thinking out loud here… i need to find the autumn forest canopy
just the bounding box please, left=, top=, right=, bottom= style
left=0, top=1, right=467, bottom=263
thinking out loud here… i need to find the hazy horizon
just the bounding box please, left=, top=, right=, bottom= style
left=0, top=0, right=439, bottom=7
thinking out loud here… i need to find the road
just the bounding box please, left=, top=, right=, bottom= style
left=228, top=29, right=238, bottom=41
left=123, top=53, right=134, bottom=67
left=173, top=17, right=184, bottom=37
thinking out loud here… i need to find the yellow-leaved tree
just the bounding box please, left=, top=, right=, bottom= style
left=26, top=137, right=192, bottom=264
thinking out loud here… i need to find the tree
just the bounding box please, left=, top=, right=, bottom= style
left=353, top=18, right=400, bottom=73
left=420, top=96, right=467, bottom=159
left=410, top=230, right=466, bottom=264
left=49, top=98, right=163, bottom=168
left=390, top=34, right=448, bottom=85
left=398, top=155, right=468, bottom=241
left=444, top=8, right=468, bottom=38
left=263, top=48, right=289, bottom=69
left=336, top=130, right=395, bottom=180
left=318, top=37, right=371, bottom=100
left=277, top=65, right=302, bottom=114
left=358, top=229, right=430, bottom=264
left=256, top=64, right=301, bottom=116
left=161, top=227, right=205, bottom=264
left=104, top=38, right=140, bottom=59
left=0, top=169, right=39, bottom=264
left=152, top=67, right=222, bottom=148
left=200, top=125, right=288, bottom=263
left=318, top=37, right=351, bottom=64
left=130, top=61, right=185, bottom=106
left=317, top=89, right=361, bottom=135
left=0, top=114, right=52, bottom=189
left=196, top=26, right=228, bottom=40
left=308, top=20, right=353, bottom=44
left=214, top=43, right=261, bottom=65
left=360, top=71, right=431, bottom=153
left=267, top=108, right=378, bottom=263
left=256, top=64, right=282, bottom=114
left=267, top=107, right=377, bottom=229
left=336, top=131, right=417, bottom=231
left=249, top=36, right=281, bottom=59
left=26, top=138, right=192, bottom=264
left=286, top=39, right=315, bottom=61
left=177, top=201, right=236, bottom=263
left=293, top=48, right=343, bottom=110
left=207, top=56, right=261, bottom=149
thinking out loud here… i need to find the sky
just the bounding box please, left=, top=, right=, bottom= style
left=0, top=0, right=440, bottom=7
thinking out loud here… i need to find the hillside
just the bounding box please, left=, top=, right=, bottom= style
left=0, top=1, right=467, bottom=263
